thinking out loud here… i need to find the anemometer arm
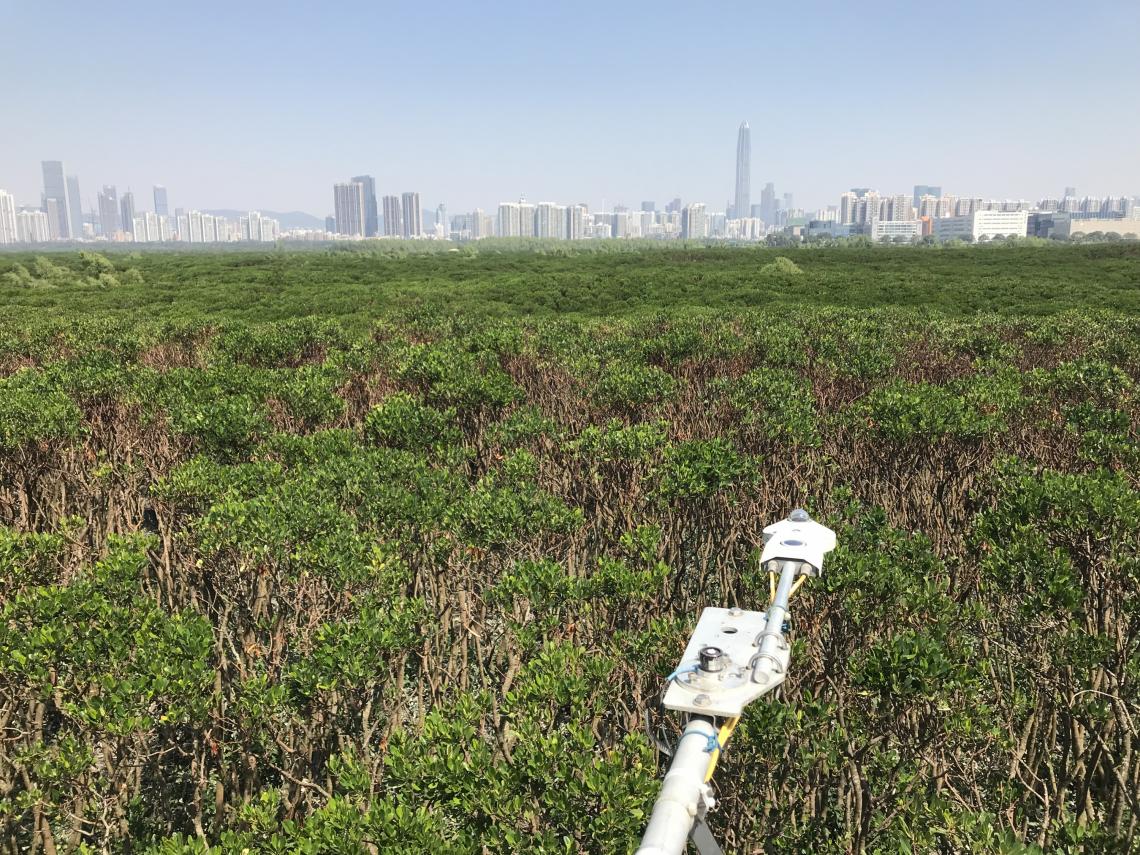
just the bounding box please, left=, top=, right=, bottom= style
left=635, top=510, right=836, bottom=855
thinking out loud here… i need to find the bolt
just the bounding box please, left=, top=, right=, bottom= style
left=729, top=606, right=742, bottom=616
left=694, top=694, right=711, bottom=707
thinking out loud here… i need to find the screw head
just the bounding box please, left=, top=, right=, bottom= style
left=694, top=694, right=711, bottom=707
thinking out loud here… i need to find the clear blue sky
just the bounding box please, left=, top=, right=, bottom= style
left=2, top=0, right=1138, bottom=216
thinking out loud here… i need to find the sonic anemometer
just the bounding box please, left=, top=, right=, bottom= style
left=636, top=509, right=837, bottom=855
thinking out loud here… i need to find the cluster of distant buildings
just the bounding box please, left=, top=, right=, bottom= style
left=799, top=185, right=1140, bottom=242
left=322, top=188, right=1138, bottom=245
left=3, top=150, right=1138, bottom=248
left=0, top=161, right=280, bottom=246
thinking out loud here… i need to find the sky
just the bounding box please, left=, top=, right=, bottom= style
left=2, top=0, right=1139, bottom=217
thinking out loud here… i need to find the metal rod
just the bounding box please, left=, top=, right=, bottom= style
left=752, top=559, right=798, bottom=682
left=634, top=715, right=718, bottom=855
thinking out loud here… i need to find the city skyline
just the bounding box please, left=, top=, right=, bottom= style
left=5, top=151, right=1133, bottom=233
left=4, top=159, right=1135, bottom=245
left=2, top=3, right=1139, bottom=214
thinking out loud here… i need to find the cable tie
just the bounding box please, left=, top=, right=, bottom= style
left=675, top=729, right=721, bottom=754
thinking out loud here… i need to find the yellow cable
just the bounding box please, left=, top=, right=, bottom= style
left=769, top=571, right=776, bottom=603
left=704, top=716, right=740, bottom=781
left=788, top=574, right=807, bottom=600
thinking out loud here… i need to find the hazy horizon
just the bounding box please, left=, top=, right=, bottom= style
left=3, top=1, right=1139, bottom=216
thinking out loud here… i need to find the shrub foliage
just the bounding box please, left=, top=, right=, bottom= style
left=0, top=247, right=1139, bottom=852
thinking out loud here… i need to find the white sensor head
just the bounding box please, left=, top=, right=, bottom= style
left=760, top=509, right=837, bottom=577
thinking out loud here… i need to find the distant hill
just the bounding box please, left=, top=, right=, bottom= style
left=204, top=210, right=325, bottom=230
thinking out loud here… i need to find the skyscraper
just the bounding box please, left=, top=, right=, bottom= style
left=760, top=182, right=776, bottom=224
left=66, top=175, right=83, bottom=239
left=98, top=186, right=120, bottom=238
left=352, top=175, right=378, bottom=237
left=567, top=204, right=587, bottom=240
left=734, top=122, right=750, bottom=224
left=382, top=195, right=402, bottom=237
left=333, top=182, right=365, bottom=236
left=681, top=203, right=707, bottom=239
left=535, top=203, right=567, bottom=239
left=120, top=192, right=136, bottom=237
left=153, top=185, right=169, bottom=217
left=498, top=202, right=520, bottom=237
left=913, top=185, right=942, bottom=209
left=890, top=194, right=912, bottom=221
left=41, top=161, right=72, bottom=239
left=401, top=192, right=422, bottom=238
left=839, top=192, right=857, bottom=224
left=0, top=190, right=18, bottom=244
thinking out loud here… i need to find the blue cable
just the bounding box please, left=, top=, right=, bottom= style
left=665, top=664, right=700, bottom=683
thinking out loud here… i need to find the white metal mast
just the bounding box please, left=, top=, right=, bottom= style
left=635, top=510, right=837, bottom=855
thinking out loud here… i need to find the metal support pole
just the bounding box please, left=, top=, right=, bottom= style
left=751, top=559, right=798, bottom=683
left=637, top=511, right=835, bottom=853
left=634, top=715, right=718, bottom=855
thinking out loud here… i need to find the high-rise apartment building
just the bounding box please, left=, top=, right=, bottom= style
left=44, top=199, right=63, bottom=240
left=351, top=175, right=378, bottom=237
left=333, top=182, right=366, bottom=236
left=41, top=161, right=72, bottom=239
left=401, top=192, right=422, bottom=238
left=132, top=212, right=158, bottom=243
left=0, top=190, right=18, bottom=244
left=186, top=210, right=204, bottom=243
left=681, top=203, right=707, bottom=239
left=518, top=202, right=535, bottom=237
left=98, top=186, right=120, bottom=238
left=237, top=211, right=277, bottom=242
left=568, top=204, right=587, bottom=240
left=760, top=182, right=776, bottom=224
left=379, top=196, right=400, bottom=237
left=153, top=185, right=169, bottom=217
left=469, top=208, right=485, bottom=239
left=734, top=122, right=750, bottom=224
left=120, top=192, right=136, bottom=237
left=66, top=175, right=83, bottom=239
left=497, top=202, right=521, bottom=237
left=890, top=194, right=912, bottom=221
left=534, top=203, right=566, bottom=239
left=839, top=192, right=857, bottom=224
left=18, top=209, right=52, bottom=243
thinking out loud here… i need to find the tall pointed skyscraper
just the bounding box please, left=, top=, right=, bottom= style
left=734, top=122, right=750, bottom=221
